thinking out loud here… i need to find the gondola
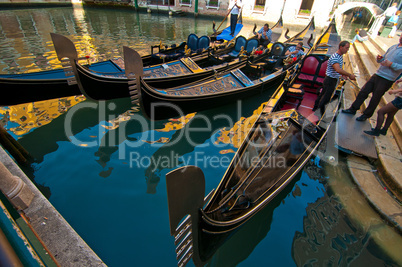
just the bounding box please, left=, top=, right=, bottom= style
left=284, top=16, right=316, bottom=48
left=164, top=19, right=341, bottom=266
left=124, top=17, right=318, bottom=121
left=0, top=31, right=218, bottom=107
left=50, top=32, right=262, bottom=101
left=0, top=60, right=123, bottom=106
left=124, top=46, right=290, bottom=120
left=48, top=17, right=288, bottom=103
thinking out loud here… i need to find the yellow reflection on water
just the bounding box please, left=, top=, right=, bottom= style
left=215, top=101, right=268, bottom=149
left=0, top=96, right=86, bottom=136
left=157, top=113, right=196, bottom=132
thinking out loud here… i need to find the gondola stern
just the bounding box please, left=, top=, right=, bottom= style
left=123, top=46, right=148, bottom=117
left=50, top=33, right=78, bottom=61
left=166, top=166, right=207, bottom=266
left=50, top=33, right=93, bottom=99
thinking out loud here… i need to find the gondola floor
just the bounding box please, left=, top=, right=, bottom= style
left=283, top=92, right=319, bottom=123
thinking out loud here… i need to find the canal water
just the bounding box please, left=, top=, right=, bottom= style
left=1, top=6, right=401, bottom=266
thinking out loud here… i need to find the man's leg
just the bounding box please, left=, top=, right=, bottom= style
left=230, top=14, right=237, bottom=35
left=362, top=76, right=394, bottom=117
left=318, top=77, right=337, bottom=112
left=381, top=105, right=398, bottom=134
left=349, top=75, right=377, bottom=111
left=313, top=87, right=325, bottom=111
left=364, top=102, right=397, bottom=136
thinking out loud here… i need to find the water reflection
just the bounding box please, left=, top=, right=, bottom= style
left=0, top=5, right=216, bottom=74
left=293, top=161, right=402, bottom=266
left=0, top=96, right=86, bottom=138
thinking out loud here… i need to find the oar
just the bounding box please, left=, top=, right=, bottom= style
left=347, top=79, right=361, bottom=90
left=215, top=5, right=235, bottom=32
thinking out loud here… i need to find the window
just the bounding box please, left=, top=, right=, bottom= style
left=179, top=0, right=191, bottom=7
left=148, top=0, right=174, bottom=6
left=206, top=0, right=219, bottom=9
left=254, top=0, right=265, bottom=12
left=298, top=0, right=314, bottom=17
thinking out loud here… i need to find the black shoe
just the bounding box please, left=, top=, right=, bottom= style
left=356, top=114, right=369, bottom=121
left=379, top=128, right=388, bottom=135
left=364, top=128, right=380, bottom=136
left=342, top=108, right=356, bottom=115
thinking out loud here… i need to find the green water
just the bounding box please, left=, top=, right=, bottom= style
left=1, top=6, right=401, bottom=266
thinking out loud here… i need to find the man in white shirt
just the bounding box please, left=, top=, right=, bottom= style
left=383, top=3, right=398, bottom=25
left=228, top=0, right=241, bottom=36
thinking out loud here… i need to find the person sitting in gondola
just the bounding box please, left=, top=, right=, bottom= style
left=285, top=42, right=305, bottom=59
left=253, top=23, right=272, bottom=48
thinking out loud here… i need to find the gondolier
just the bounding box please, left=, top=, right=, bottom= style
left=313, top=40, right=356, bottom=115
left=228, top=0, right=242, bottom=37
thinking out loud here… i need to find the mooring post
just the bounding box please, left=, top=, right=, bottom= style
left=0, top=162, right=35, bottom=210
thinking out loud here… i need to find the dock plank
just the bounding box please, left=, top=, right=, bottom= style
left=336, top=111, right=378, bottom=159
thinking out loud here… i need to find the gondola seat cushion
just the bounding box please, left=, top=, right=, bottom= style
left=228, top=36, right=247, bottom=57
left=315, top=60, right=328, bottom=85
left=270, top=42, right=286, bottom=58
left=197, top=36, right=210, bottom=52
left=245, top=39, right=259, bottom=53
left=286, top=84, right=305, bottom=109
left=187, top=33, right=199, bottom=52
left=296, top=55, right=329, bottom=92
left=262, top=42, right=286, bottom=70
left=298, top=56, right=320, bottom=83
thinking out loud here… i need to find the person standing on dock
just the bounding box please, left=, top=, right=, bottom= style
left=364, top=79, right=402, bottom=136
left=383, top=2, right=398, bottom=26
left=313, top=41, right=356, bottom=115
left=342, top=35, right=402, bottom=121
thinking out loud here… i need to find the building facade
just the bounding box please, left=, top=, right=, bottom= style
left=81, top=0, right=337, bottom=28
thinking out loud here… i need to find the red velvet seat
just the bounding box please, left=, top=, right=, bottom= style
left=297, top=56, right=320, bottom=83
left=296, top=55, right=329, bottom=92
left=315, top=60, right=328, bottom=85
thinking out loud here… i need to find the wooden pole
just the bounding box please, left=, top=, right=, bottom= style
left=216, top=5, right=235, bottom=32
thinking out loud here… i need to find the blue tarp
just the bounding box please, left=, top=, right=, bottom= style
left=216, top=24, right=243, bottom=41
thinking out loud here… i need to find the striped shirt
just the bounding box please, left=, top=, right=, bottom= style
left=326, top=52, right=343, bottom=79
